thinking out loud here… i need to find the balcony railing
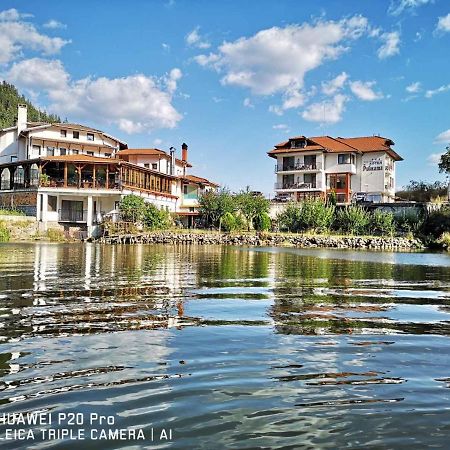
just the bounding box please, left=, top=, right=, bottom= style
left=275, top=181, right=322, bottom=190
left=275, top=162, right=322, bottom=172
left=58, top=209, right=87, bottom=223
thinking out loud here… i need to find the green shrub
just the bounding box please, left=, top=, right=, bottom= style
left=234, top=214, right=247, bottom=231
left=119, top=194, right=146, bottom=222
left=423, top=207, right=450, bottom=238
left=0, top=223, right=10, bottom=242
left=277, top=200, right=334, bottom=233
left=370, top=210, right=395, bottom=236
left=46, top=228, right=66, bottom=242
left=220, top=212, right=237, bottom=232
left=335, top=206, right=370, bottom=235
left=394, top=209, right=424, bottom=234
left=142, top=204, right=172, bottom=230
left=254, top=212, right=272, bottom=231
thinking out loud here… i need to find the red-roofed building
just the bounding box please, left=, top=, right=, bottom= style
left=268, top=134, right=403, bottom=204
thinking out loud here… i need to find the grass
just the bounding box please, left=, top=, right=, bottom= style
left=46, top=228, right=67, bottom=242
left=0, top=223, right=10, bottom=242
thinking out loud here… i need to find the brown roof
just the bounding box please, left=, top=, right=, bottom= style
left=268, top=135, right=403, bottom=161
left=118, top=148, right=193, bottom=167
left=183, top=174, right=219, bottom=187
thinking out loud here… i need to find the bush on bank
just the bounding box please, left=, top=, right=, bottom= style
left=0, top=222, right=10, bottom=242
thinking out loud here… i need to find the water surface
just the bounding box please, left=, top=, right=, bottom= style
left=1, top=243, right=450, bottom=449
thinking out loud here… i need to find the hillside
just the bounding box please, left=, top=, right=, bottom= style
left=0, top=81, right=61, bottom=129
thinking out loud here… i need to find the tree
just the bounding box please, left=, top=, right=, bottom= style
left=439, top=145, right=450, bottom=174
left=236, top=188, right=270, bottom=231
left=199, top=188, right=236, bottom=229
left=396, top=180, right=448, bottom=202
left=119, top=194, right=146, bottom=222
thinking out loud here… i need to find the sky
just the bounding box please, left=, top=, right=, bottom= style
left=0, top=0, right=449, bottom=195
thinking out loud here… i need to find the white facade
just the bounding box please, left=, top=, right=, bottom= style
left=270, top=135, right=402, bottom=204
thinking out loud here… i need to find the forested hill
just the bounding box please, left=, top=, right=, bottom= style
left=0, top=81, right=61, bottom=129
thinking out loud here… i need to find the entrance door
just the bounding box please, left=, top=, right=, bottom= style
left=303, top=155, right=316, bottom=169
left=60, top=200, right=84, bottom=222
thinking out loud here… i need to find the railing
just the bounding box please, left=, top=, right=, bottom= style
left=58, top=209, right=87, bottom=223
left=275, top=162, right=322, bottom=172
left=275, top=181, right=322, bottom=190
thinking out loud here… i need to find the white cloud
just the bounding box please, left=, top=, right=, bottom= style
left=388, top=0, right=433, bottom=16
left=425, top=84, right=450, bottom=98
left=162, top=43, right=170, bottom=52
left=195, top=15, right=368, bottom=101
left=436, top=13, right=450, bottom=33
left=428, top=152, right=444, bottom=165
left=7, top=57, right=69, bottom=90
left=301, top=94, right=347, bottom=124
left=273, top=124, right=290, bottom=132
left=350, top=80, right=383, bottom=101
left=243, top=97, right=254, bottom=108
left=268, top=105, right=283, bottom=116
left=321, top=72, right=348, bottom=95
left=406, top=81, right=421, bottom=93
left=0, top=8, right=70, bottom=64
left=43, top=19, right=66, bottom=29
left=435, top=129, right=450, bottom=144
left=212, top=96, right=223, bottom=103
left=7, top=58, right=183, bottom=134
left=377, top=31, right=400, bottom=59
left=153, top=138, right=163, bottom=146
left=185, top=26, right=210, bottom=49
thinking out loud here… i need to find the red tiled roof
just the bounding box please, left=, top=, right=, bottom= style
left=118, top=148, right=193, bottom=167
left=183, top=174, right=219, bottom=187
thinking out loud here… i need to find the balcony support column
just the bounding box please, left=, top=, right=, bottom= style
left=87, top=195, right=93, bottom=237
left=41, top=193, right=48, bottom=230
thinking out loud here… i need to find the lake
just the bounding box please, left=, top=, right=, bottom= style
left=0, top=243, right=450, bottom=449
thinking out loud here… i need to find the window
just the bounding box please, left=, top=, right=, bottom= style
left=60, top=129, right=67, bottom=137
left=87, top=133, right=94, bottom=141
left=73, top=131, right=79, bottom=139
left=183, top=185, right=188, bottom=194
left=152, top=163, right=158, bottom=170
left=48, top=196, right=57, bottom=212
left=47, top=147, right=55, bottom=156
left=59, top=148, right=67, bottom=156
left=144, top=163, right=150, bottom=168
left=104, top=153, right=111, bottom=158
left=32, top=145, right=41, bottom=157
left=338, top=153, right=355, bottom=165
left=72, top=149, right=79, bottom=155
left=328, top=174, right=347, bottom=190
left=86, top=151, right=94, bottom=156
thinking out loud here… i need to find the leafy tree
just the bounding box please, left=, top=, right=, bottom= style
left=334, top=206, right=370, bottom=235
left=396, top=180, right=448, bottom=202
left=438, top=145, right=450, bottom=174
left=143, top=203, right=172, bottom=230
left=254, top=212, right=272, bottom=231
left=236, top=188, right=270, bottom=231
left=119, top=194, right=146, bottom=222
left=220, top=212, right=237, bottom=232
left=199, top=188, right=236, bottom=229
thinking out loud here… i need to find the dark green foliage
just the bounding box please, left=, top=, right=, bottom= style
left=422, top=206, right=450, bottom=238
left=142, top=203, right=172, bottom=230
left=334, top=206, right=370, bottom=235
left=370, top=210, right=395, bottom=236
left=199, top=189, right=236, bottom=228
left=0, top=82, right=60, bottom=128
left=236, top=189, right=270, bottom=231
left=277, top=199, right=335, bottom=233
left=119, top=194, right=146, bottom=222
left=438, top=146, right=450, bottom=174
left=394, top=209, right=424, bottom=234
left=254, top=212, right=272, bottom=231
left=220, top=212, right=237, bottom=232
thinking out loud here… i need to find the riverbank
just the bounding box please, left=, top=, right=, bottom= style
left=98, top=231, right=424, bottom=250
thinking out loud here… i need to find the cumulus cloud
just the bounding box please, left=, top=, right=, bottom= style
left=273, top=124, right=290, bottom=133
left=195, top=15, right=368, bottom=103
left=435, top=129, right=450, bottom=144
left=185, top=26, right=210, bottom=49
left=388, top=0, right=433, bottom=16
left=350, top=81, right=383, bottom=101
left=406, top=81, right=421, bottom=93
left=0, top=8, right=70, bottom=64
left=43, top=19, right=66, bottom=29
left=436, top=13, right=450, bottom=33
left=321, top=72, right=348, bottom=96
left=243, top=97, right=254, bottom=108
left=301, top=94, right=347, bottom=124
left=7, top=58, right=183, bottom=134
left=377, top=31, right=400, bottom=59
left=425, top=84, right=450, bottom=98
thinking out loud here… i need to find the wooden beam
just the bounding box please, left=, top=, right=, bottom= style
left=106, top=165, right=109, bottom=189
left=64, top=162, right=68, bottom=187
left=93, top=165, right=96, bottom=188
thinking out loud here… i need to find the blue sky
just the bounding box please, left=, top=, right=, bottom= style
left=1, top=0, right=449, bottom=194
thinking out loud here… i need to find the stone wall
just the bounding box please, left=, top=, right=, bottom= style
left=119, top=232, right=424, bottom=250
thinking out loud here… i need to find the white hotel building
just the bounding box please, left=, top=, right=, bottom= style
left=0, top=105, right=217, bottom=236
left=268, top=135, right=403, bottom=204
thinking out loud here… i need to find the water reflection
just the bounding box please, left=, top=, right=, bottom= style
left=1, top=244, right=450, bottom=448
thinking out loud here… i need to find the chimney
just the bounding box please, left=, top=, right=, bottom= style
left=169, top=147, right=176, bottom=175
left=182, top=142, right=188, bottom=162
left=17, top=104, right=28, bottom=134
